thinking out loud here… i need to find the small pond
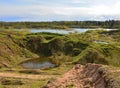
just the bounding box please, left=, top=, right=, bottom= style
left=94, top=41, right=109, bottom=44
left=21, top=58, right=56, bottom=69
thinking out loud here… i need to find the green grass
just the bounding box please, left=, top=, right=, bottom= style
left=67, top=84, right=74, bottom=88
left=0, top=29, right=120, bottom=68
left=73, top=43, right=120, bottom=66
left=0, top=29, right=120, bottom=88
left=0, top=63, right=73, bottom=88
left=0, top=77, right=49, bottom=88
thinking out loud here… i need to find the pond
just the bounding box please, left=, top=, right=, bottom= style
left=30, top=28, right=116, bottom=34
left=21, top=58, right=56, bottom=69
left=94, top=41, right=109, bottom=44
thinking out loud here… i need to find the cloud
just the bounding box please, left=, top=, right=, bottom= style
left=0, top=0, right=120, bottom=21
left=70, top=0, right=88, bottom=4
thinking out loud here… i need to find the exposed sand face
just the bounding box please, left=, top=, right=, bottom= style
left=44, top=64, right=106, bottom=88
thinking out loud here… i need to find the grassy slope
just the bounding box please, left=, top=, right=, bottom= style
left=0, top=29, right=120, bottom=68
left=0, top=30, right=38, bottom=68
left=0, top=29, right=120, bottom=88
left=73, top=30, right=120, bottom=66
left=73, top=44, right=120, bottom=66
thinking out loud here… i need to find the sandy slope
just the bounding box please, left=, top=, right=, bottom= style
left=43, top=64, right=116, bottom=88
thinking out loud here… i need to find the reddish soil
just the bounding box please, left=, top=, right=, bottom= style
left=44, top=64, right=106, bottom=88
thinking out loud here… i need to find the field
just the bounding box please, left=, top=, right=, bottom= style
left=0, top=29, right=120, bottom=88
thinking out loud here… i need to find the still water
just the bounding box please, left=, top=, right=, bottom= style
left=21, top=62, right=55, bottom=69
left=30, top=28, right=115, bottom=34
left=21, top=58, right=56, bottom=69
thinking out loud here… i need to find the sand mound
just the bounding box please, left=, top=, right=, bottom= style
left=43, top=64, right=107, bottom=88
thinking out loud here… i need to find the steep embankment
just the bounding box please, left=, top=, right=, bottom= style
left=44, top=64, right=120, bottom=88
left=0, top=30, right=38, bottom=68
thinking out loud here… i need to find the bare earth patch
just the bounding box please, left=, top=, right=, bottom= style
left=44, top=64, right=120, bottom=88
left=0, top=72, right=54, bottom=80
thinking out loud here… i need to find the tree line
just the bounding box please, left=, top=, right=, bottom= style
left=0, top=20, right=120, bottom=29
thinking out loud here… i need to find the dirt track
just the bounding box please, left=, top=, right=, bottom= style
left=0, top=72, right=54, bottom=80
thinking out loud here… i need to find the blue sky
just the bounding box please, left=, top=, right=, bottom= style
left=0, top=0, right=120, bottom=21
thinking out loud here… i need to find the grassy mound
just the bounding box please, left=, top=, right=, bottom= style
left=74, top=43, right=120, bottom=66
left=0, top=29, right=120, bottom=68
left=0, top=30, right=38, bottom=68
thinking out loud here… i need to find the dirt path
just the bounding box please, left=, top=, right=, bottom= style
left=0, top=72, right=54, bottom=80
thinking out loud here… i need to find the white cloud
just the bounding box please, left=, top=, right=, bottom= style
left=70, top=0, right=88, bottom=4
left=0, top=0, right=120, bottom=21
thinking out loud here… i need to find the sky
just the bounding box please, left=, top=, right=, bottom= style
left=0, top=0, right=120, bottom=21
